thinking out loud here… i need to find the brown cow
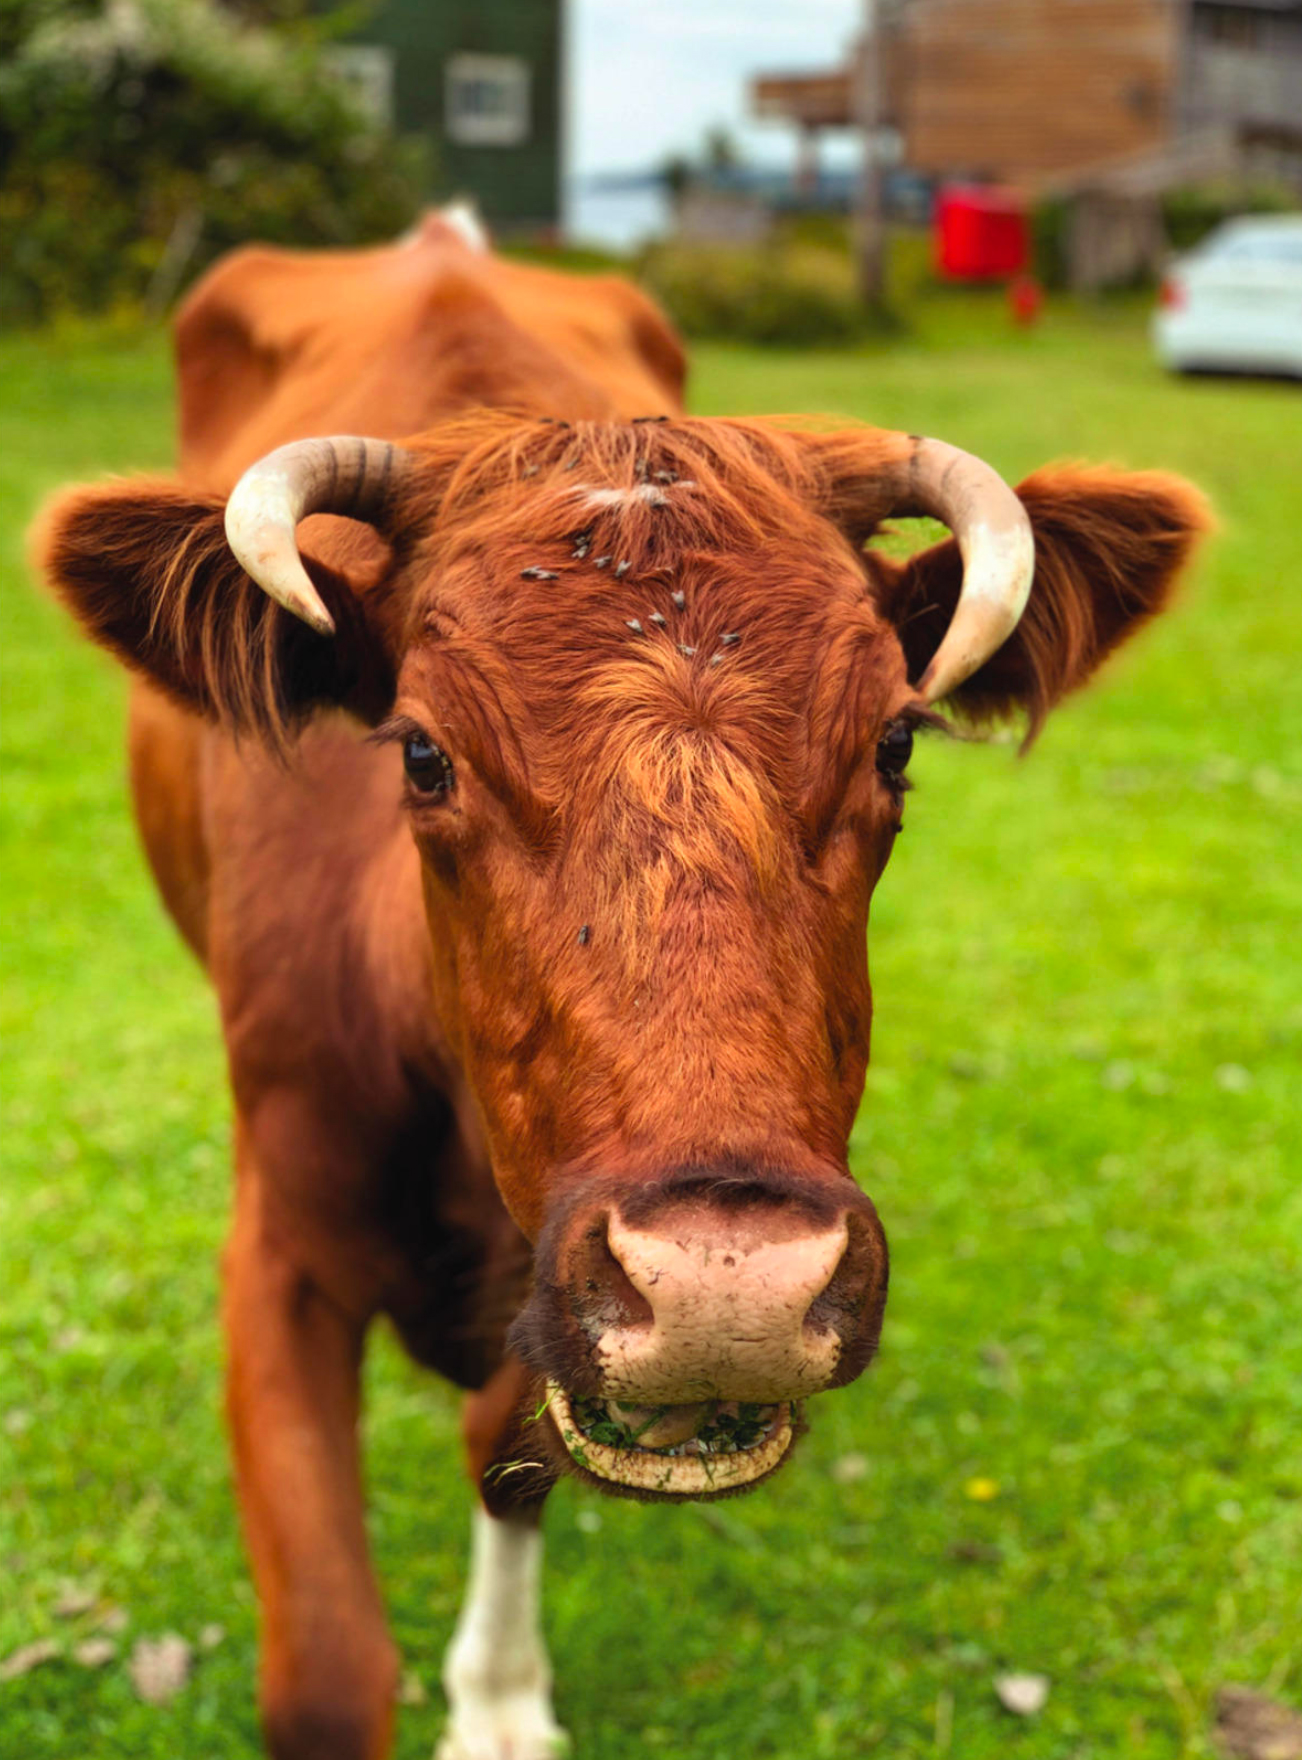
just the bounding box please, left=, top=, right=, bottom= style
left=36, top=210, right=1208, bottom=1760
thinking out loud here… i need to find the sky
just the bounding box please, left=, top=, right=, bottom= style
left=568, top=0, right=863, bottom=180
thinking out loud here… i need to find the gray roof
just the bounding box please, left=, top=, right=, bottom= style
left=1192, top=0, right=1302, bottom=14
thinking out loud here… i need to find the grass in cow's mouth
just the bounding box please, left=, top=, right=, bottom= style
left=568, top=1398, right=655, bottom=1451
left=569, top=1395, right=782, bottom=1456
left=530, top=1387, right=558, bottom=1424
left=546, top=1384, right=798, bottom=1496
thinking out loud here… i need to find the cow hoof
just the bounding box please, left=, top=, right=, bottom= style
left=436, top=1694, right=569, bottom=1760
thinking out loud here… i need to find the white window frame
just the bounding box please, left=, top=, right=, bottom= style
left=444, top=53, right=531, bottom=148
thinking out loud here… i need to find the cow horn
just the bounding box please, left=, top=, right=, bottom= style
left=886, top=436, right=1036, bottom=703
left=224, top=436, right=412, bottom=636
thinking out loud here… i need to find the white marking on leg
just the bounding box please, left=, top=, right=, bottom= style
left=437, top=1508, right=567, bottom=1760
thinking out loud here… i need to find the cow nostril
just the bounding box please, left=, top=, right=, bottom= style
left=519, top=1177, right=890, bottom=1413
left=806, top=1204, right=889, bottom=1383
left=566, top=1216, right=654, bottom=1334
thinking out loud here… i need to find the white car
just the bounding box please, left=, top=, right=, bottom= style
left=1154, top=215, right=1302, bottom=379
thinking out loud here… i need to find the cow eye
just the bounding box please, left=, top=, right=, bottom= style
left=876, top=721, right=914, bottom=779
left=403, top=733, right=454, bottom=796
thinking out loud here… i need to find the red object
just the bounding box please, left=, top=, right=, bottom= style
left=1158, top=276, right=1186, bottom=311
left=935, top=185, right=1030, bottom=281
left=1008, top=274, right=1043, bottom=326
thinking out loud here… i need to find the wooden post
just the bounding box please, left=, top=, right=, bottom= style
left=855, top=0, right=886, bottom=308
left=796, top=126, right=820, bottom=197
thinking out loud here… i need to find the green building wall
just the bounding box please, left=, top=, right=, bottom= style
left=348, top=0, right=563, bottom=232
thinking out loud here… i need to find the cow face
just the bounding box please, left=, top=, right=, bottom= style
left=385, top=425, right=906, bottom=1492
left=39, top=413, right=1208, bottom=1497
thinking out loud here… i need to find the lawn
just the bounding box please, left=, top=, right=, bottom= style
left=2, top=297, right=1300, bottom=1760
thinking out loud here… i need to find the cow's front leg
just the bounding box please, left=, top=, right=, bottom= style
left=438, top=1359, right=566, bottom=1760
left=224, top=1159, right=398, bottom=1760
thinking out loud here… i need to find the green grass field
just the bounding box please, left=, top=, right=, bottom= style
left=2, top=300, right=1300, bottom=1760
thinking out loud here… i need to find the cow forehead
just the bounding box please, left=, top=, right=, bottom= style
left=411, top=427, right=892, bottom=666
left=393, top=420, right=911, bottom=805
left=431, top=513, right=877, bottom=646
left=411, top=504, right=897, bottom=743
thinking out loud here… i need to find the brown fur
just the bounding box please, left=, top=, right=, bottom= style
left=36, top=483, right=399, bottom=745
left=867, top=463, right=1212, bottom=740
left=33, top=219, right=1208, bottom=1760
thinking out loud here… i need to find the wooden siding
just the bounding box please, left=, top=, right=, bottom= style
left=898, top=0, right=1182, bottom=184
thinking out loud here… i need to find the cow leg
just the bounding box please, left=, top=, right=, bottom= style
left=438, top=1509, right=566, bottom=1760
left=437, top=1360, right=566, bottom=1760
left=224, top=1173, right=398, bottom=1760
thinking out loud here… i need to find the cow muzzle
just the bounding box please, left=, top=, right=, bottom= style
left=515, top=1172, right=888, bottom=1498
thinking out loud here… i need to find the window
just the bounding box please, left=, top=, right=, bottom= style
left=1213, top=229, right=1302, bottom=264
left=445, top=54, right=531, bottom=148
left=1196, top=4, right=1264, bottom=49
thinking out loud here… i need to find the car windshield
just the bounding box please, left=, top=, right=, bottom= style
left=1204, top=226, right=1302, bottom=266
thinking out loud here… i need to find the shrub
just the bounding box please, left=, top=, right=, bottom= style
left=1031, top=184, right=1300, bottom=293
left=0, top=0, right=426, bottom=326
left=638, top=241, right=871, bottom=348
left=1031, top=198, right=1071, bottom=291
left=1161, top=182, right=1298, bottom=254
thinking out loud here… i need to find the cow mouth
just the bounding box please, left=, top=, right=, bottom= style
left=546, top=1381, right=796, bottom=1496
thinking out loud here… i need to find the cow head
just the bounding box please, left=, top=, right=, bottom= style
left=39, top=414, right=1208, bottom=1497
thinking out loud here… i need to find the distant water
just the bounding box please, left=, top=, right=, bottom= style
left=566, top=181, right=671, bottom=252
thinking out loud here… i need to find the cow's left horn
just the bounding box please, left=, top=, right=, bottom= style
left=224, top=436, right=412, bottom=635
left=884, top=436, right=1036, bottom=704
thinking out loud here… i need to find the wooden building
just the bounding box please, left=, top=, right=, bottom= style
left=898, top=0, right=1177, bottom=183
left=326, top=0, right=564, bottom=234
left=752, top=0, right=1302, bottom=195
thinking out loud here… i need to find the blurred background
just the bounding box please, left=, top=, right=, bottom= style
left=3, top=0, right=1301, bottom=348
left=2, top=5, right=1300, bottom=1760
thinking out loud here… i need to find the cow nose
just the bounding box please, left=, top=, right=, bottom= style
left=589, top=1199, right=857, bottom=1405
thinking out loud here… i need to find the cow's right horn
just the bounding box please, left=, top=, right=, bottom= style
left=224, top=436, right=413, bottom=635
left=881, top=435, right=1036, bottom=705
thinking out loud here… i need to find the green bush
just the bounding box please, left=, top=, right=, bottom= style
left=1031, top=197, right=1071, bottom=291
left=1161, top=181, right=1298, bottom=253
left=638, top=241, right=871, bottom=348
left=0, top=0, right=426, bottom=326
left=1030, top=184, right=1300, bottom=293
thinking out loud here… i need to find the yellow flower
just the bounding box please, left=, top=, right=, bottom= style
left=964, top=1476, right=1000, bottom=1501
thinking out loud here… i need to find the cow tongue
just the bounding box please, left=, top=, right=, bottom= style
left=600, top=1397, right=786, bottom=1454
left=604, top=1400, right=703, bottom=1449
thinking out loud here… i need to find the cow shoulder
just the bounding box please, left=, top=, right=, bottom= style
left=174, top=246, right=305, bottom=478
left=594, top=275, right=688, bottom=409
left=488, top=258, right=687, bottom=415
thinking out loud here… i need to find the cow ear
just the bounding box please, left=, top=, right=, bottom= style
left=870, top=465, right=1212, bottom=739
left=33, top=478, right=401, bottom=748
